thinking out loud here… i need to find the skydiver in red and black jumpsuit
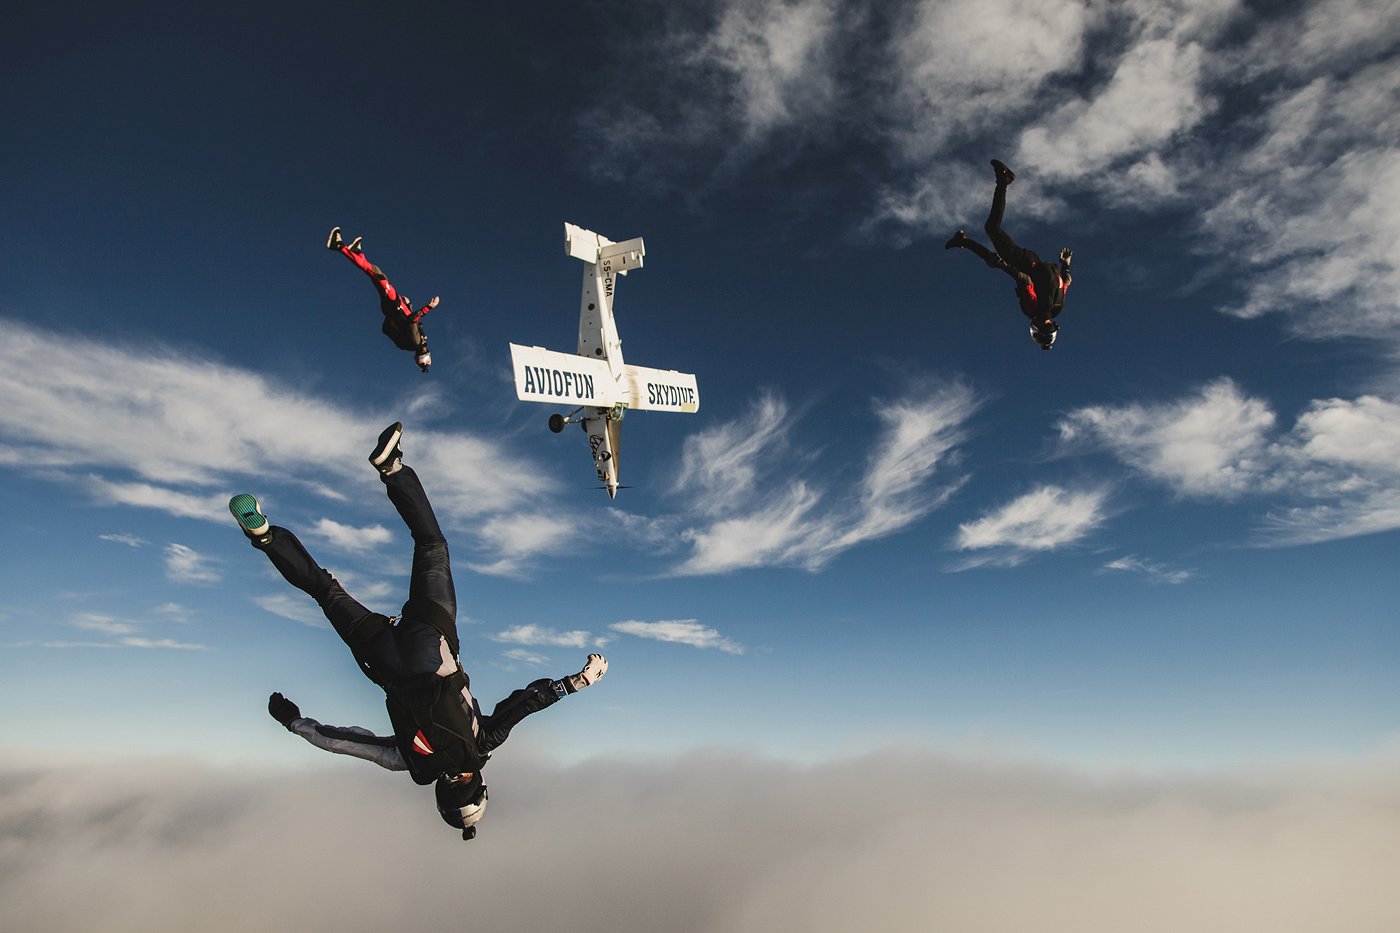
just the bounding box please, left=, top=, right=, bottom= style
left=327, top=227, right=441, bottom=372
left=945, top=160, right=1073, bottom=350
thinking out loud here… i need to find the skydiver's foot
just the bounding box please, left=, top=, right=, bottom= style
left=369, top=421, right=404, bottom=475
left=326, top=226, right=343, bottom=250
left=348, top=236, right=364, bottom=254
left=229, top=494, right=271, bottom=541
left=991, top=159, right=1016, bottom=186
left=944, top=229, right=968, bottom=250
left=565, top=654, right=608, bottom=693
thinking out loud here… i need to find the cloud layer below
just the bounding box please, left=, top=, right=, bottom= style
left=3, top=748, right=1397, bottom=932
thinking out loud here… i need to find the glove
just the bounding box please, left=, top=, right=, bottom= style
left=1059, top=247, right=1073, bottom=266
left=268, top=692, right=301, bottom=731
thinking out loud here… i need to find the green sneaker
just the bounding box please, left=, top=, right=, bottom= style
left=229, top=494, right=270, bottom=537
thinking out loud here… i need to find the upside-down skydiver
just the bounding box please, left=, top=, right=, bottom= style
left=327, top=226, right=442, bottom=372
left=945, top=160, right=1073, bottom=350
left=230, top=422, right=608, bottom=840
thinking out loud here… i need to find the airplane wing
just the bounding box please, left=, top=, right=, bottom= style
left=510, top=344, right=620, bottom=407
left=622, top=363, right=700, bottom=413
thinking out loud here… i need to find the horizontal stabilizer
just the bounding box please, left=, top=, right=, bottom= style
left=565, top=223, right=644, bottom=274
left=622, top=363, right=700, bottom=413
left=510, top=344, right=620, bottom=407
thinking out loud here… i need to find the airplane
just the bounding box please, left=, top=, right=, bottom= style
left=509, top=223, right=699, bottom=500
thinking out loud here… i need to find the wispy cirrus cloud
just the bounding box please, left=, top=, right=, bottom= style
left=1058, top=379, right=1400, bottom=545
left=670, top=381, right=978, bottom=575
left=501, top=648, right=550, bottom=666
left=491, top=624, right=599, bottom=650
left=952, top=485, right=1110, bottom=569
left=1101, top=555, right=1194, bottom=585
left=582, top=0, right=844, bottom=192
left=97, top=532, right=147, bottom=548
left=308, top=518, right=392, bottom=553
left=610, top=619, right=746, bottom=654
left=48, top=613, right=210, bottom=650
left=0, top=317, right=559, bottom=577
left=164, top=543, right=220, bottom=584
left=70, top=613, right=137, bottom=636
left=465, top=513, right=580, bottom=578
left=1058, top=379, right=1276, bottom=499
left=252, top=594, right=329, bottom=629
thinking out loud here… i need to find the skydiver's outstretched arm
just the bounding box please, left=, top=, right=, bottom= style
left=476, top=655, right=609, bottom=754
left=268, top=692, right=407, bottom=771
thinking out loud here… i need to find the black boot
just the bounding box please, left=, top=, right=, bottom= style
left=991, top=159, right=1016, bottom=186
left=944, top=229, right=968, bottom=250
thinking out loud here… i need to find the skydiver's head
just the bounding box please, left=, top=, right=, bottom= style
left=1030, top=321, right=1058, bottom=350
left=416, top=350, right=432, bottom=372
left=436, top=772, right=488, bottom=840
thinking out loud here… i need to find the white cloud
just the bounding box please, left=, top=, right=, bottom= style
left=501, top=648, right=550, bottom=666
left=163, top=543, right=220, bottom=584
left=671, top=382, right=978, bottom=574
left=703, top=0, right=841, bottom=140
left=677, top=481, right=823, bottom=575
left=1102, top=555, right=1194, bottom=585
left=252, top=594, right=329, bottom=629
left=85, top=477, right=230, bottom=523
left=888, top=0, right=1088, bottom=161
left=97, top=533, right=146, bottom=548
left=673, top=392, right=790, bottom=513
left=465, top=513, right=579, bottom=578
left=70, top=614, right=136, bottom=636
left=118, top=637, right=208, bottom=651
left=581, top=0, right=843, bottom=191
left=1059, top=379, right=1400, bottom=545
left=0, top=317, right=558, bottom=574
left=2, top=751, right=1398, bottom=933
left=1018, top=38, right=1210, bottom=180
left=491, top=625, right=595, bottom=649
left=309, top=518, right=393, bottom=553
left=953, top=485, right=1110, bottom=567
left=610, top=619, right=745, bottom=654
left=1058, top=379, right=1276, bottom=499
left=1291, top=396, right=1400, bottom=473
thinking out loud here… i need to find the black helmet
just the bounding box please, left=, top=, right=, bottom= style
left=435, top=773, right=488, bottom=840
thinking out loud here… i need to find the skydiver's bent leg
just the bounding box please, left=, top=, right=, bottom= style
left=382, top=464, right=458, bottom=645
left=959, top=235, right=1006, bottom=270
left=339, top=246, right=403, bottom=306
left=253, top=526, right=400, bottom=685
left=983, top=183, right=1039, bottom=277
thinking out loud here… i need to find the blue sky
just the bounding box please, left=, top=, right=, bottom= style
left=4, top=0, right=1399, bottom=787
left=5, top=3, right=1400, bottom=929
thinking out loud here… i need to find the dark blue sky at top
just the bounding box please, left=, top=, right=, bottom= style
left=2, top=0, right=1397, bottom=771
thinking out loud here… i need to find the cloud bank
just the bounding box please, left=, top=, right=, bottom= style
left=2, top=749, right=1398, bottom=933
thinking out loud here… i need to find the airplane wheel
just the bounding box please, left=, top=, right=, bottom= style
left=548, top=414, right=566, bottom=434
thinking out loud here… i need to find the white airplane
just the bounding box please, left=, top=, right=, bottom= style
left=509, top=223, right=700, bottom=499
